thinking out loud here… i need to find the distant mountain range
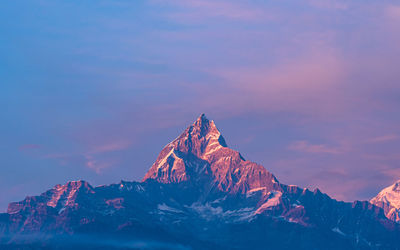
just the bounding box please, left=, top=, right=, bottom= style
left=1, top=114, right=399, bottom=249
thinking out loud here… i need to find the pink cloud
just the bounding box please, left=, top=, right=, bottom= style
left=41, top=141, right=131, bottom=173
left=367, top=134, right=400, bottom=143
left=200, top=46, right=351, bottom=118
left=19, top=144, right=41, bottom=151
left=385, top=5, right=400, bottom=20
left=87, top=141, right=131, bottom=154
left=80, top=141, right=131, bottom=173
left=288, top=140, right=343, bottom=154
left=362, top=153, right=400, bottom=161
left=151, top=0, right=268, bottom=22
left=84, top=155, right=115, bottom=174
left=307, top=0, right=348, bottom=10
left=142, top=0, right=400, bottom=124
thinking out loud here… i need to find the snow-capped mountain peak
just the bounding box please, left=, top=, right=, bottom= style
left=370, top=180, right=400, bottom=222
left=143, top=114, right=280, bottom=195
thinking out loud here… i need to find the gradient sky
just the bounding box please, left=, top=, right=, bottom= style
left=1, top=0, right=400, bottom=211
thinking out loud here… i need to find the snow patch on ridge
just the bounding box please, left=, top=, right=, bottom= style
left=246, top=187, right=267, bottom=198
left=186, top=202, right=255, bottom=222
left=332, top=227, right=346, bottom=236
left=255, top=191, right=282, bottom=214
left=157, top=203, right=183, bottom=213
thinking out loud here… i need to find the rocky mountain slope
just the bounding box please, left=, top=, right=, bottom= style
left=1, top=114, right=399, bottom=249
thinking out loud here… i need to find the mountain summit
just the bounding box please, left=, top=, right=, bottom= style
left=1, top=114, right=400, bottom=249
left=371, top=180, right=400, bottom=222
left=143, top=114, right=280, bottom=194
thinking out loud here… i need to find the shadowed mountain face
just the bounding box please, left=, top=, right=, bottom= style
left=1, top=115, right=400, bottom=249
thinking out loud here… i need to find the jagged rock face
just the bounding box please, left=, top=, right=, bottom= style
left=143, top=114, right=280, bottom=194
left=371, top=180, right=400, bottom=222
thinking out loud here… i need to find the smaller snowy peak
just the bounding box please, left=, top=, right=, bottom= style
left=371, top=180, right=400, bottom=222
left=7, top=180, right=95, bottom=215
left=371, top=180, right=400, bottom=209
left=46, top=180, right=95, bottom=209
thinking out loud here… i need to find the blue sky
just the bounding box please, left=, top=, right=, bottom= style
left=1, top=0, right=400, bottom=211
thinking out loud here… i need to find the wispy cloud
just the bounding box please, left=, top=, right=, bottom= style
left=367, top=134, right=400, bottom=143
left=19, top=144, right=41, bottom=151
left=83, top=141, right=131, bottom=173
left=84, top=155, right=115, bottom=174
left=41, top=141, right=131, bottom=174
left=306, top=0, right=348, bottom=10
left=288, top=140, right=343, bottom=154
left=203, top=46, right=349, bottom=118
left=152, top=0, right=266, bottom=21
left=385, top=5, right=400, bottom=20
left=87, top=141, right=131, bottom=154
